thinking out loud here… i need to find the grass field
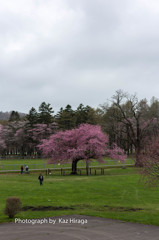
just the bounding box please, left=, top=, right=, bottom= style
left=0, top=158, right=134, bottom=171
left=1, top=167, right=159, bottom=225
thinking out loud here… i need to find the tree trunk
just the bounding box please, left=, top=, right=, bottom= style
left=71, top=159, right=79, bottom=175
left=135, top=122, right=143, bottom=167
left=135, top=146, right=143, bottom=167
left=86, top=161, right=89, bottom=176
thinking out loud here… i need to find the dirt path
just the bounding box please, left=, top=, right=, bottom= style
left=0, top=215, right=159, bottom=240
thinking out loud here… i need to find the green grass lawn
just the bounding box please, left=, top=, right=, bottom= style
left=0, top=157, right=134, bottom=171
left=1, top=167, right=158, bottom=225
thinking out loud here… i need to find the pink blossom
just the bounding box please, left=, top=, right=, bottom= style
left=38, top=124, right=126, bottom=164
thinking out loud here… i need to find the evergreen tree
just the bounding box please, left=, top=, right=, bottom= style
left=26, top=107, right=39, bottom=126
left=38, top=102, right=54, bottom=124
left=9, top=111, right=20, bottom=122
left=55, top=105, right=75, bottom=130
left=75, top=104, right=97, bottom=126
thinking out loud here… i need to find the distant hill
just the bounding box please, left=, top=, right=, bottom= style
left=0, top=111, right=26, bottom=120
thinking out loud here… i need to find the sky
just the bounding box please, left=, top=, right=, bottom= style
left=1, top=0, right=159, bottom=114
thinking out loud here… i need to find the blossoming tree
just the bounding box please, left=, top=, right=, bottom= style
left=140, top=136, right=159, bottom=186
left=38, top=124, right=126, bottom=174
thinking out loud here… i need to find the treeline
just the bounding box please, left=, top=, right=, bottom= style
left=0, top=102, right=99, bottom=158
left=0, top=90, right=159, bottom=163
left=27, top=103, right=98, bottom=129
left=0, top=111, right=25, bottom=121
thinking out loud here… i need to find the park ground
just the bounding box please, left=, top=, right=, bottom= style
left=0, top=157, right=134, bottom=171
left=1, top=166, right=159, bottom=226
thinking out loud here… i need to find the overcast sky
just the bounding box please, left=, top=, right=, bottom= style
left=1, top=0, right=159, bottom=113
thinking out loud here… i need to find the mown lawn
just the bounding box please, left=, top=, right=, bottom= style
left=0, top=157, right=134, bottom=171
left=1, top=167, right=159, bottom=225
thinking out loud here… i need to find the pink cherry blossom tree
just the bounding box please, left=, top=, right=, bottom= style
left=0, top=124, right=6, bottom=155
left=1, top=122, right=58, bottom=158
left=38, top=124, right=126, bottom=174
left=26, top=122, right=57, bottom=157
left=140, top=135, right=159, bottom=186
left=2, top=121, right=25, bottom=156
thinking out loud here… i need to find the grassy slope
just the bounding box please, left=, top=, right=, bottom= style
left=0, top=167, right=159, bottom=225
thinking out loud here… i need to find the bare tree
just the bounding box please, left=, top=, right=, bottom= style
left=111, top=90, right=158, bottom=167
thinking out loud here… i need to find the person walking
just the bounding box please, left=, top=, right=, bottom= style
left=25, top=165, right=29, bottom=173
left=20, top=166, right=23, bottom=174
left=38, top=173, right=44, bottom=185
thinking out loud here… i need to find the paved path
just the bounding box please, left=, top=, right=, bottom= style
left=0, top=215, right=159, bottom=240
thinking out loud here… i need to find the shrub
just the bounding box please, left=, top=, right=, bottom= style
left=4, top=197, right=22, bottom=218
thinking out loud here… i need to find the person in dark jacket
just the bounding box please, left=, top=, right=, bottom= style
left=25, top=165, right=29, bottom=173
left=38, top=173, right=44, bottom=185
left=21, top=165, right=23, bottom=174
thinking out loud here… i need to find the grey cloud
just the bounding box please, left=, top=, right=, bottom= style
left=0, top=0, right=159, bottom=113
